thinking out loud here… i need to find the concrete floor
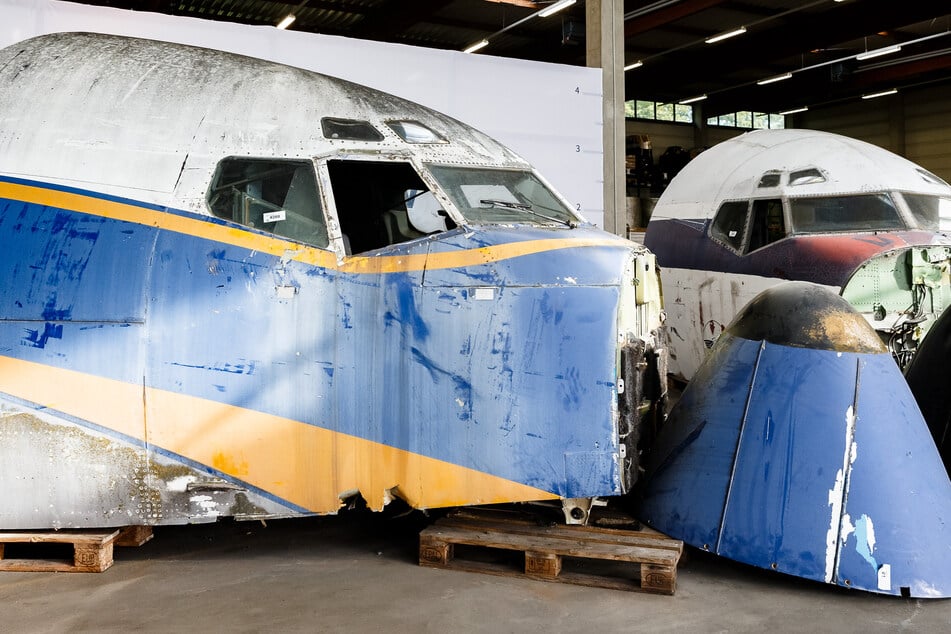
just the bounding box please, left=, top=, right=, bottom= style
left=1, top=508, right=949, bottom=633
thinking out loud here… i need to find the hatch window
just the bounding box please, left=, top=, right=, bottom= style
left=207, top=158, right=328, bottom=248
left=386, top=120, right=447, bottom=144
left=757, top=172, right=781, bottom=188
left=321, top=117, right=385, bottom=142
left=426, top=166, right=577, bottom=227
left=789, top=194, right=904, bottom=234
left=915, top=168, right=950, bottom=188
left=327, top=160, right=454, bottom=254
left=747, top=199, right=786, bottom=252
left=902, top=193, right=951, bottom=231
left=710, top=201, right=749, bottom=251
left=788, top=168, right=826, bottom=186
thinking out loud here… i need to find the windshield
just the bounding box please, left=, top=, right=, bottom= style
left=789, top=193, right=905, bottom=234
left=426, top=165, right=577, bottom=227
left=901, top=193, right=951, bottom=231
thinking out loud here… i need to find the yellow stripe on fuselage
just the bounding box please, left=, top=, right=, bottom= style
left=0, top=355, right=559, bottom=512
left=0, top=180, right=627, bottom=275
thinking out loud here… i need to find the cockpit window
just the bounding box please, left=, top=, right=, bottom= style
left=207, top=158, right=328, bottom=248
left=327, top=159, right=455, bottom=255
left=748, top=199, right=786, bottom=252
left=789, top=194, right=904, bottom=234
left=757, top=172, right=781, bottom=188
left=426, top=166, right=577, bottom=227
left=710, top=201, right=749, bottom=251
left=321, top=117, right=385, bottom=142
left=902, top=193, right=951, bottom=231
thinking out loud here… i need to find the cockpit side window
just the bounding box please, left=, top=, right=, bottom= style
left=326, top=159, right=454, bottom=255
left=207, top=158, right=328, bottom=248
left=902, top=193, right=951, bottom=231
left=748, top=199, right=786, bottom=252
left=710, top=201, right=750, bottom=251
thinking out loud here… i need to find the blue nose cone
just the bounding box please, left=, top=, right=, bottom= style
left=639, top=282, right=951, bottom=597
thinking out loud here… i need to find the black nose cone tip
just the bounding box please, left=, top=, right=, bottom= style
left=726, top=281, right=886, bottom=353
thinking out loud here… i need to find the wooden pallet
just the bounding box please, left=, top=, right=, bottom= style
left=419, top=509, right=683, bottom=595
left=0, top=525, right=153, bottom=573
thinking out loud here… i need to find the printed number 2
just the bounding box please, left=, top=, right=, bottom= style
left=576, top=203, right=581, bottom=211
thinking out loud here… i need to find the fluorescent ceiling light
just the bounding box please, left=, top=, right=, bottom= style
left=862, top=88, right=898, bottom=100
left=757, top=72, right=793, bottom=86
left=779, top=106, right=809, bottom=115
left=624, top=61, right=644, bottom=71
left=539, top=0, right=576, bottom=18
left=705, top=27, right=747, bottom=44
left=463, top=39, right=489, bottom=54
left=276, top=14, right=296, bottom=30
left=856, top=45, right=902, bottom=61
left=679, top=94, right=707, bottom=105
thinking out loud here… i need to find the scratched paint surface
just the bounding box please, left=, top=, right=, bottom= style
left=0, top=178, right=634, bottom=526
left=640, top=332, right=951, bottom=597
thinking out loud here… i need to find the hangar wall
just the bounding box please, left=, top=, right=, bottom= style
left=787, top=83, right=951, bottom=183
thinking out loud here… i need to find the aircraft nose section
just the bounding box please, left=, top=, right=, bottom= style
left=638, top=282, right=951, bottom=597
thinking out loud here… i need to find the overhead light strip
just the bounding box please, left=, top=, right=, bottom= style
left=757, top=73, right=793, bottom=86
left=539, top=0, right=576, bottom=18
left=624, top=61, right=644, bottom=71
left=276, top=14, right=296, bottom=30
left=463, top=39, right=489, bottom=54
left=679, top=94, right=707, bottom=105
left=862, top=88, right=898, bottom=100
left=779, top=106, right=809, bottom=115
left=705, top=27, right=747, bottom=45
left=856, top=45, right=902, bottom=61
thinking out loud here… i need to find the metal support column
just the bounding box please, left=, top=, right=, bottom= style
left=586, top=0, right=625, bottom=236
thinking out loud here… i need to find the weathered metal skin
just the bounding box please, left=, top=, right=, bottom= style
left=0, top=34, right=667, bottom=529
left=644, top=129, right=951, bottom=381
left=638, top=282, right=951, bottom=597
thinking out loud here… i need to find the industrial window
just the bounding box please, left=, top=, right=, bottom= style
left=625, top=100, right=693, bottom=124
left=706, top=111, right=785, bottom=130
left=206, top=158, right=329, bottom=248
left=327, top=160, right=454, bottom=255
left=710, top=201, right=749, bottom=251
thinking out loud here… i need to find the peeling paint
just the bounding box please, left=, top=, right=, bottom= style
left=825, top=404, right=857, bottom=583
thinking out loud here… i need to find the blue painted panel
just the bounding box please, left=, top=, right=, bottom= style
left=334, top=259, right=623, bottom=496
left=0, top=195, right=155, bottom=322
left=426, top=226, right=626, bottom=288
left=719, top=344, right=857, bottom=580
left=839, top=356, right=951, bottom=596
left=639, top=334, right=762, bottom=547
left=0, top=321, right=146, bottom=386
left=146, top=231, right=338, bottom=427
